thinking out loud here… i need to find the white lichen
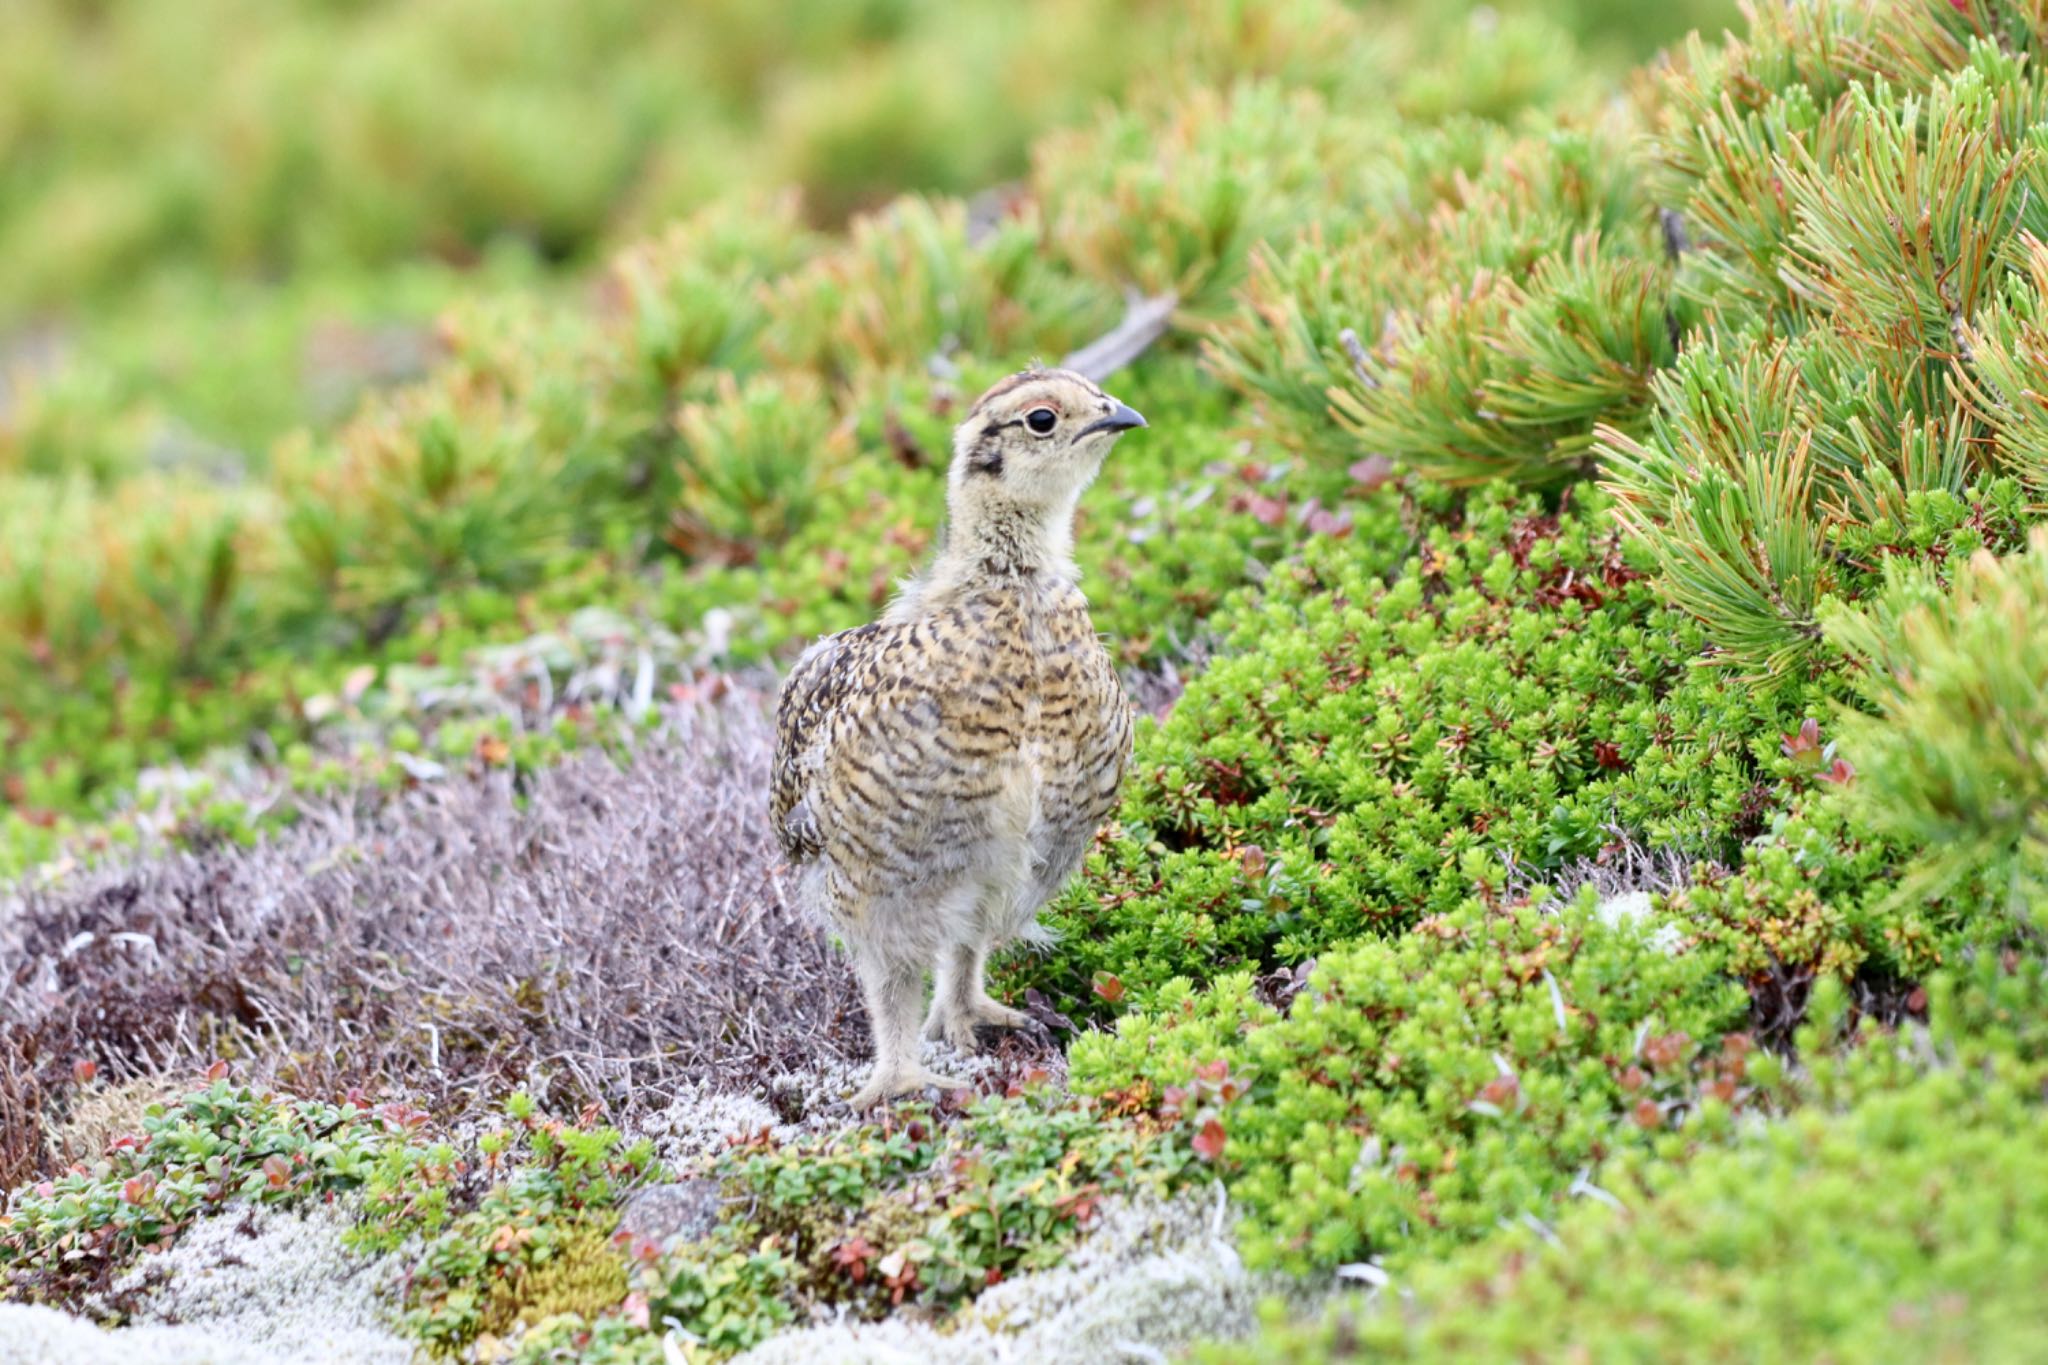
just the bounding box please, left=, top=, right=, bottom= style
left=639, top=1041, right=1068, bottom=1170
left=730, top=1185, right=1308, bottom=1365
left=0, top=1203, right=409, bottom=1365
left=1594, top=890, right=1685, bottom=954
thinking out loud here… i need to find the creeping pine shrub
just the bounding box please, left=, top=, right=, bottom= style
left=1034, top=81, right=1389, bottom=312
left=1013, top=490, right=1814, bottom=1011
left=1212, top=951, right=2048, bottom=1363
left=760, top=195, right=1114, bottom=385
left=1207, top=115, right=1661, bottom=481
left=282, top=367, right=585, bottom=636
left=1660, top=506, right=2048, bottom=998
left=1070, top=893, right=1749, bottom=1273
left=668, top=372, right=845, bottom=564
left=1823, top=527, right=2048, bottom=920
left=1602, top=33, right=2048, bottom=676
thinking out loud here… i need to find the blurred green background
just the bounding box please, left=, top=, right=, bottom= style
left=2, top=0, right=1729, bottom=456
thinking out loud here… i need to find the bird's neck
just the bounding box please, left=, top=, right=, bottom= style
left=909, top=492, right=1079, bottom=609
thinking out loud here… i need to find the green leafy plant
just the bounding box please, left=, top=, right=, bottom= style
left=1070, top=892, right=1749, bottom=1272
left=0, top=1075, right=427, bottom=1310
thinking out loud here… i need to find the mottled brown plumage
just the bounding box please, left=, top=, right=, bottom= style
left=771, top=366, right=1144, bottom=1106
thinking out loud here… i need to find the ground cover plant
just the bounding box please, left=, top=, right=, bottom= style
left=7, top=0, right=2048, bottom=1360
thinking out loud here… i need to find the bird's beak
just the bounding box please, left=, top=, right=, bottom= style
left=1077, top=400, right=1148, bottom=439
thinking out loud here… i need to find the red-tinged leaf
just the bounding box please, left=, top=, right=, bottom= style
left=1056, top=1184, right=1104, bottom=1224
left=1617, top=1064, right=1649, bottom=1093
left=72, top=1059, right=98, bottom=1084
left=1641, top=1031, right=1691, bottom=1072
left=1306, top=506, right=1353, bottom=538
left=205, top=1059, right=231, bottom=1083
left=622, top=1291, right=651, bottom=1329
left=1818, top=757, right=1855, bottom=785
left=1631, top=1099, right=1664, bottom=1131
left=1347, top=455, right=1394, bottom=491
left=121, top=1174, right=155, bottom=1205
left=1236, top=845, right=1268, bottom=879
left=1248, top=494, right=1288, bottom=527
left=1193, top=1119, right=1228, bottom=1162
left=262, top=1155, right=291, bottom=1189
left=1479, top=1074, right=1519, bottom=1107
left=1091, top=972, right=1126, bottom=1004
left=33, top=1182, right=55, bottom=1200
left=1781, top=718, right=1822, bottom=758
left=1194, top=1059, right=1229, bottom=1084
left=831, top=1236, right=877, bottom=1284
left=1906, top=986, right=1929, bottom=1014
left=1591, top=740, right=1627, bottom=771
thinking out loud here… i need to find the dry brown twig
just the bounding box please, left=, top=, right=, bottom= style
left=0, top=684, right=868, bottom=1177
left=1063, top=289, right=1179, bottom=382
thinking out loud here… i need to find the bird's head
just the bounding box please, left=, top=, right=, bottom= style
left=948, top=366, right=1147, bottom=514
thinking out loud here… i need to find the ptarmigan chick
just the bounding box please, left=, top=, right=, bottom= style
left=771, top=367, right=1145, bottom=1107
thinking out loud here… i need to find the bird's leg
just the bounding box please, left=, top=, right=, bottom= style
left=850, top=947, right=958, bottom=1109
left=922, top=938, right=1029, bottom=1053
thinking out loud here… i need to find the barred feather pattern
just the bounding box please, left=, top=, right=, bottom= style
left=771, top=571, right=1130, bottom=945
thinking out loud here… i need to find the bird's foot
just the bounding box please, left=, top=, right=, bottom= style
left=848, top=1064, right=964, bottom=1111
left=922, top=994, right=1030, bottom=1052
left=964, top=994, right=1030, bottom=1030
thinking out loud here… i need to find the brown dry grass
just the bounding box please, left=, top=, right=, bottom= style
left=1, top=684, right=863, bottom=1184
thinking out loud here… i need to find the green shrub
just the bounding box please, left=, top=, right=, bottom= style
left=362, top=1095, right=656, bottom=1354
left=1662, top=795, right=1942, bottom=994
left=714, top=1086, right=1201, bottom=1317
left=1211, top=951, right=2048, bottom=1362
left=1071, top=892, right=1749, bottom=1273
left=0, top=1076, right=426, bottom=1310
left=1010, top=490, right=1810, bottom=1010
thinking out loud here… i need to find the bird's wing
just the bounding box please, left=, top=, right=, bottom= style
left=770, top=622, right=886, bottom=862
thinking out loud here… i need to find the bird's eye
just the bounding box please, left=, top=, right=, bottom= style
left=1024, top=407, right=1058, bottom=435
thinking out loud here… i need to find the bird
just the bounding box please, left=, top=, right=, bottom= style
left=771, top=366, right=1146, bottom=1107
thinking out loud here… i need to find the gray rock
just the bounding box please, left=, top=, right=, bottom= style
left=615, top=1179, right=725, bottom=1252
